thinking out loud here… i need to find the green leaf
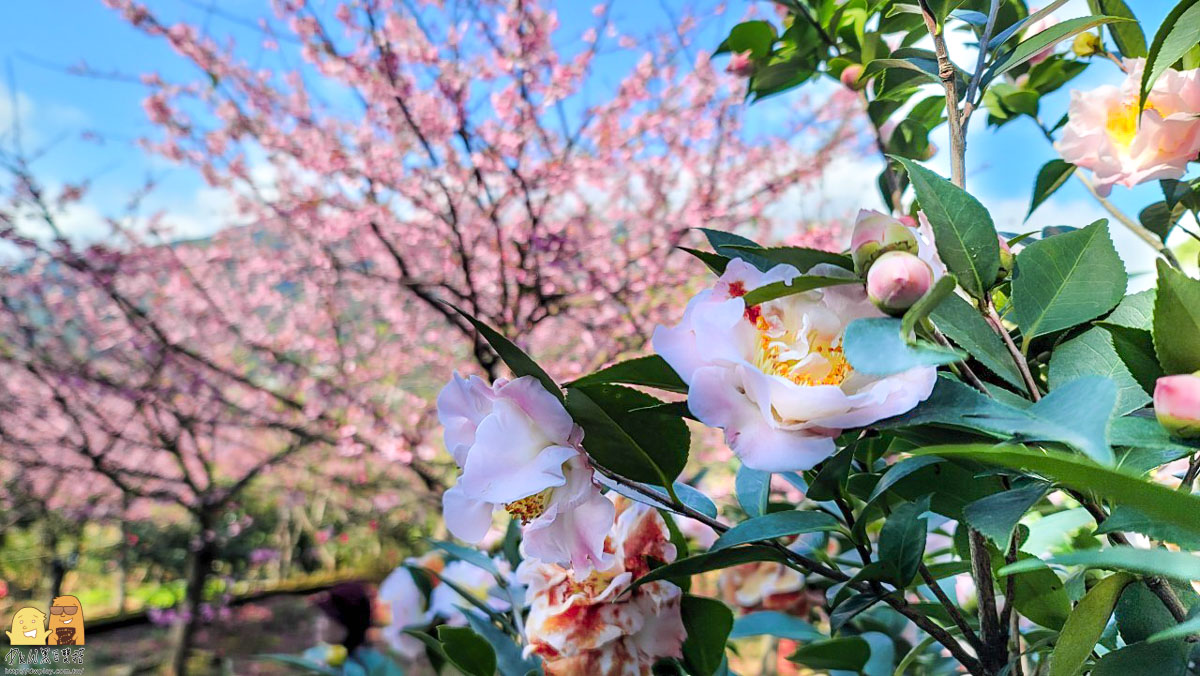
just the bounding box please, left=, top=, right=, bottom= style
left=1116, top=579, right=1198, bottom=644
left=565, top=385, right=688, bottom=486
left=844, top=317, right=965, bottom=376
left=1012, top=219, right=1127, bottom=341
left=680, top=246, right=729, bottom=275
left=712, top=511, right=842, bottom=551
left=929, top=294, right=1024, bottom=388
left=717, top=20, right=776, bottom=58
left=258, top=655, right=339, bottom=676
left=729, top=611, right=824, bottom=641
left=463, top=612, right=542, bottom=676
left=566, top=355, right=688, bottom=393
left=1146, top=609, right=1200, bottom=643
left=1048, top=572, right=1136, bottom=676
left=450, top=305, right=562, bottom=401
left=900, top=273, right=958, bottom=343
left=963, top=481, right=1048, bottom=549
left=893, top=157, right=1000, bottom=299
left=1091, top=638, right=1190, bottom=676
left=681, top=595, right=734, bottom=676
left=632, top=545, right=789, bottom=589
left=1087, top=0, right=1146, bottom=57
left=1001, top=547, right=1200, bottom=582
left=436, top=626, right=497, bottom=676
left=724, top=244, right=853, bottom=272
left=911, top=444, right=1200, bottom=541
left=1140, top=0, right=1200, bottom=111
left=806, top=444, right=854, bottom=502
left=735, top=465, right=771, bottom=518
left=788, top=637, right=870, bottom=671
left=1153, top=259, right=1200, bottom=373
left=741, top=276, right=861, bottom=306
left=1028, top=160, right=1076, bottom=219
left=1105, top=289, right=1156, bottom=331
left=1100, top=324, right=1163, bottom=397
left=1096, top=506, right=1200, bottom=550
left=991, top=16, right=1137, bottom=80
left=1005, top=553, right=1073, bottom=629
left=1049, top=327, right=1150, bottom=416
left=1139, top=201, right=1184, bottom=242
left=699, top=228, right=773, bottom=271
left=878, top=495, right=931, bottom=586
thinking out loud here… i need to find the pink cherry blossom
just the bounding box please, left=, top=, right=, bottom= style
left=653, top=259, right=936, bottom=472
left=437, top=373, right=613, bottom=571
left=1057, top=59, right=1200, bottom=195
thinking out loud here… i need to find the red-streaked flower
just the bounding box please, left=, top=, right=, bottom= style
left=1155, top=373, right=1200, bottom=439
left=652, top=259, right=937, bottom=472
left=518, top=498, right=687, bottom=676
left=1057, top=58, right=1200, bottom=195
left=437, top=373, right=614, bottom=572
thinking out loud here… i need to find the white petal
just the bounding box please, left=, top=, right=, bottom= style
left=442, top=485, right=495, bottom=544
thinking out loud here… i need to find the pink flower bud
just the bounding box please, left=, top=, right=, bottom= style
left=726, top=50, right=755, bottom=77
left=1154, top=373, right=1200, bottom=439
left=996, top=234, right=1014, bottom=281
left=851, top=209, right=919, bottom=274
left=867, top=251, right=933, bottom=316
left=840, top=64, right=864, bottom=90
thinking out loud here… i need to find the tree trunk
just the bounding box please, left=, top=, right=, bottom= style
left=116, top=496, right=130, bottom=613
left=172, top=517, right=216, bottom=676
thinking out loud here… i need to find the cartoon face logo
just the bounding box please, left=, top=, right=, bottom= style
left=5, top=607, right=47, bottom=645
left=46, top=596, right=85, bottom=646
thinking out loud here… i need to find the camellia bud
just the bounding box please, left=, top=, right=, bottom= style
left=726, top=50, right=755, bottom=77
left=851, top=209, right=919, bottom=274
left=1154, top=373, right=1200, bottom=438
left=325, top=644, right=348, bottom=667
left=840, top=64, right=865, bottom=90
left=866, top=251, right=933, bottom=316
left=996, top=234, right=1014, bottom=281
left=1072, top=32, right=1102, bottom=58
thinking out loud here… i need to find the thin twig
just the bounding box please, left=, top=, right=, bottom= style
left=1074, top=172, right=1182, bottom=268
left=985, top=299, right=1042, bottom=401
left=963, top=0, right=1001, bottom=120
left=917, top=0, right=966, bottom=188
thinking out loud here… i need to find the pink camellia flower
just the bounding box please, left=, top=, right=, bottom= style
left=653, top=259, right=937, bottom=472
left=1057, top=58, right=1200, bottom=195
left=866, top=251, right=933, bottom=316
left=1022, top=12, right=1062, bottom=65
left=719, top=561, right=815, bottom=614
left=437, top=373, right=614, bottom=571
left=518, top=498, right=686, bottom=676
left=726, top=50, right=755, bottom=77
left=1154, top=373, right=1200, bottom=438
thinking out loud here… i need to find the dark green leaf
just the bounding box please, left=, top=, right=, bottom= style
left=712, top=511, right=842, bottom=551
left=717, top=20, right=776, bottom=58
left=741, top=276, right=861, bottom=306
left=1091, top=638, right=1190, bottom=676
left=1116, top=579, right=1198, bottom=644
left=464, top=613, right=541, bottom=676
left=1087, top=0, right=1146, bottom=57
left=450, top=305, right=562, bottom=401
left=844, top=317, right=965, bottom=376
left=788, top=637, right=870, bottom=671
left=1048, top=572, right=1135, bottom=676
left=729, top=611, right=824, bottom=641
left=1095, top=506, right=1200, bottom=550
left=1001, top=547, right=1200, bottom=582
left=1004, top=553, right=1073, bottom=629
left=900, top=273, right=958, bottom=343
left=806, top=445, right=854, bottom=501
left=1049, top=327, right=1150, bottom=416
left=681, top=595, right=734, bottom=676
left=878, top=495, right=931, bottom=586
left=963, top=482, right=1048, bottom=549
left=565, top=385, right=688, bottom=486
left=680, top=246, right=729, bottom=274
left=632, top=545, right=788, bottom=589
left=1153, top=259, right=1200, bottom=373
left=1140, top=0, right=1200, bottom=110
left=829, top=592, right=884, bottom=633
left=437, top=626, right=497, bottom=676
left=991, top=16, right=1137, bottom=80
left=929, top=294, right=1024, bottom=387
left=1139, top=201, right=1184, bottom=242
left=735, top=465, right=771, bottom=518
left=1028, top=160, right=1076, bottom=219
left=1012, top=219, right=1127, bottom=341
left=1101, top=324, right=1164, bottom=395
left=724, top=245, right=853, bottom=272
left=893, top=157, right=1000, bottom=299
left=566, top=355, right=688, bottom=393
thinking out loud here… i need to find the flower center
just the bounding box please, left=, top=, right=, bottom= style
left=1105, top=100, right=1160, bottom=150
left=505, top=487, right=554, bottom=524
left=753, top=315, right=851, bottom=387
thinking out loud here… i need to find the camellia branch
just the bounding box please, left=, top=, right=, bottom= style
left=917, top=0, right=967, bottom=188
left=1074, top=172, right=1182, bottom=269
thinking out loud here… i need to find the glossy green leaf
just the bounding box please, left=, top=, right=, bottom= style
left=844, top=317, right=965, bottom=376
left=963, top=481, right=1048, bottom=549
left=632, top=545, right=789, bottom=588
left=712, top=511, right=842, bottom=551
left=437, top=626, right=497, bottom=676
left=878, top=495, right=931, bottom=586
left=929, top=294, right=1024, bottom=387
left=565, top=385, right=688, bottom=486
left=1153, top=259, right=1200, bottom=374
left=1050, top=572, right=1135, bottom=676
left=1001, top=547, right=1200, bottom=582
left=1087, top=0, right=1146, bottom=57
left=893, top=157, right=1000, bottom=299
left=735, top=465, right=771, bottom=518
left=788, top=637, right=870, bottom=671
left=1049, top=327, right=1150, bottom=416
left=899, top=273, right=957, bottom=343
left=1115, top=578, right=1198, bottom=644
left=681, top=595, right=734, bottom=676
left=450, top=305, right=562, bottom=401
left=716, top=20, right=776, bottom=58
left=724, top=244, right=853, bottom=271
left=1027, top=160, right=1076, bottom=219
left=1091, top=638, right=1190, bottom=676
left=464, top=612, right=542, bottom=676
left=1095, top=506, right=1200, bottom=550
left=699, top=228, right=773, bottom=271
left=742, top=276, right=861, bottom=306
left=729, top=611, right=824, bottom=641
left=1012, top=219, right=1127, bottom=341
left=680, top=246, right=729, bottom=275
left=1140, top=0, right=1200, bottom=110
left=566, top=355, right=687, bottom=393
left=991, top=16, right=1136, bottom=80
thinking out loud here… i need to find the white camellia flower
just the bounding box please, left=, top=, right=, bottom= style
left=653, top=256, right=937, bottom=471
left=378, top=560, right=433, bottom=659
left=427, top=558, right=512, bottom=626
left=437, top=373, right=614, bottom=572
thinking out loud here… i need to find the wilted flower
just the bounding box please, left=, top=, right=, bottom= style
left=519, top=498, right=686, bottom=676
left=866, top=251, right=933, bottom=316
left=1155, top=373, right=1200, bottom=438
left=719, top=561, right=815, bottom=613
left=437, top=373, right=614, bottom=571
left=1057, top=58, right=1200, bottom=195
left=653, top=259, right=937, bottom=472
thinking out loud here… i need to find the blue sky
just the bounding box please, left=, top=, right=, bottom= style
left=0, top=1, right=1190, bottom=283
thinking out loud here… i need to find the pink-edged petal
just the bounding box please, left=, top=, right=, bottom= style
left=817, top=366, right=937, bottom=428
left=523, top=489, right=615, bottom=572
left=461, top=442, right=576, bottom=505
left=497, top=375, right=575, bottom=446
left=436, top=372, right=496, bottom=466
left=443, top=485, right=494, bottom=543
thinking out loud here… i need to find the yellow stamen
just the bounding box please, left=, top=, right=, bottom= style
left=754, top=315, right=851, bottom=387
left=1106, top=100, right=1160, bottom=149
left=505, top=488, right=554, bottom=524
